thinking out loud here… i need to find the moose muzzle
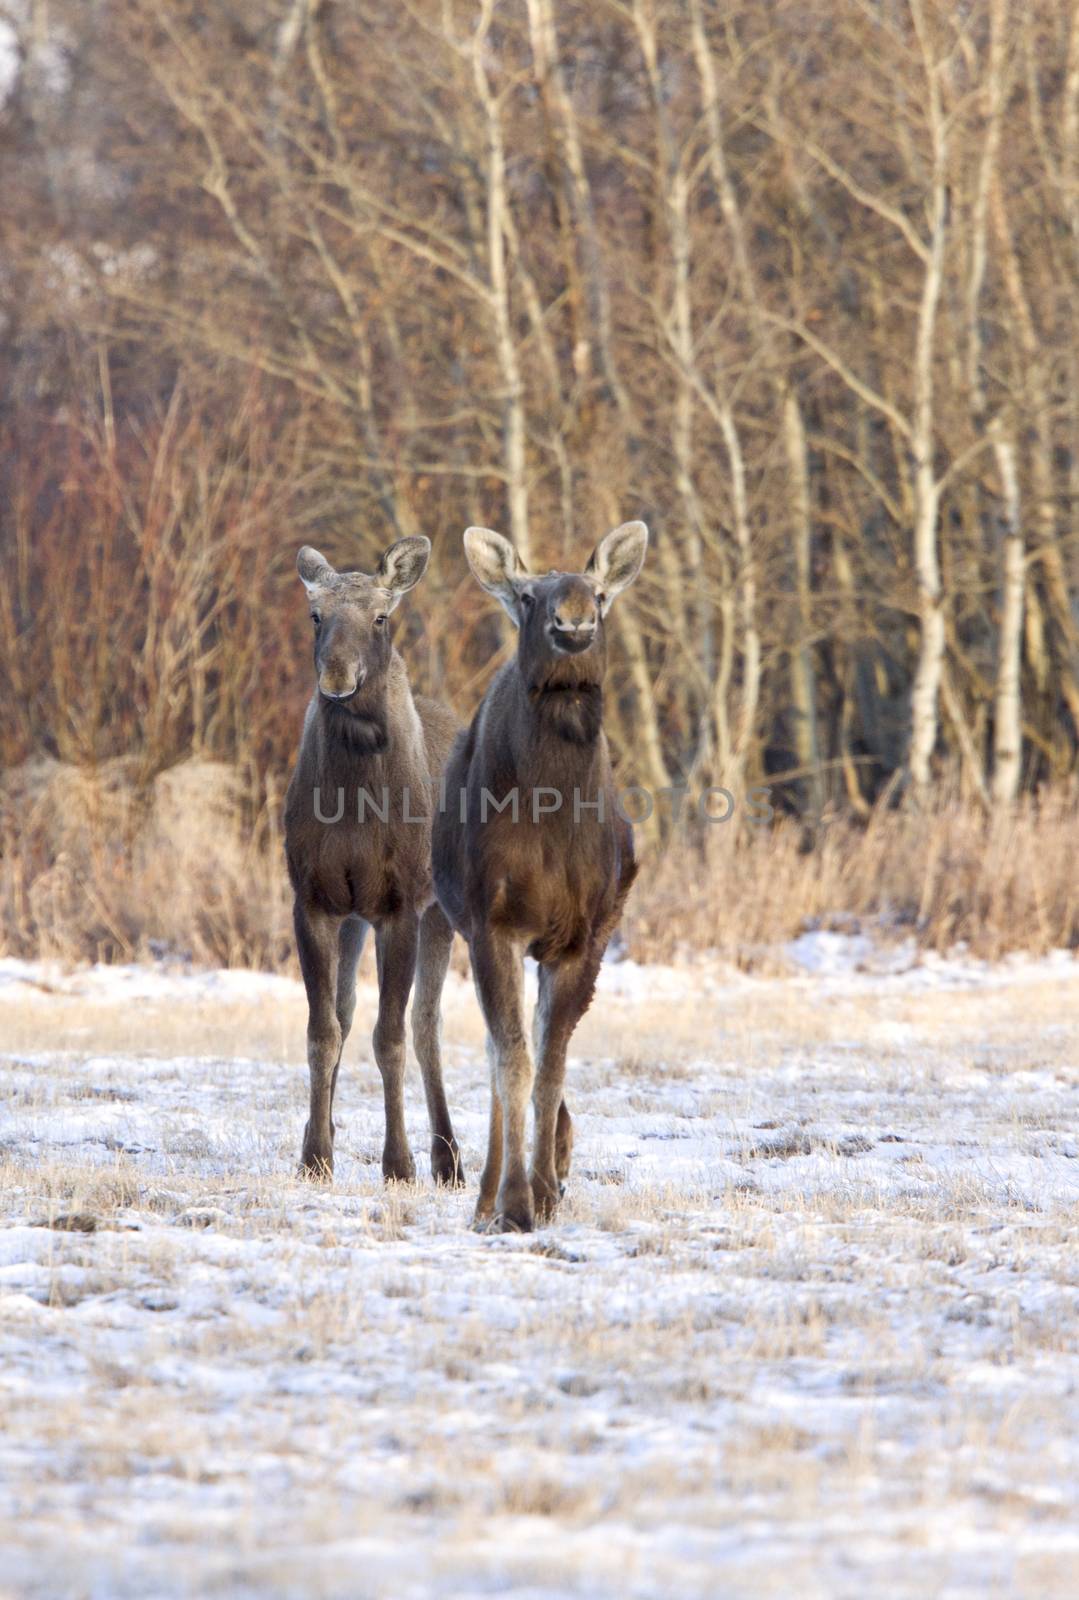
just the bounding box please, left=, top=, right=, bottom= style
left=319, top=664, right=367, bottom=701
left=548, top=579, right=597, bottom=654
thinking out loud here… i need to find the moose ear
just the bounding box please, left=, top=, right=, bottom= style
left=297, top=546, right=334, bottom=593
left=585, top=521, right=648, bottom=615
left=463, top=526, right=527, bottom=626
left=376, top=536, right=431, bottom=609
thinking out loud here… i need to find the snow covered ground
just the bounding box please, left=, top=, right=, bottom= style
left=0, top=939, right=1077, bottom=1598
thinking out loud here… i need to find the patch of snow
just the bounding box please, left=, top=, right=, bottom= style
left=595, top=954, right=714, bottom=999
left=90, top=240, right=158, bottom=279
left=2, top=931, right=1077, bottom=1015
left=1, top=937, right=1078, bottom=1592
left=786, top=928, right=882, bottom=974
left=0, top=957, right=303, bottom=1004
left=783, top=929, right=1079, bottom=996
left=0, top=20, right=20, bottom=109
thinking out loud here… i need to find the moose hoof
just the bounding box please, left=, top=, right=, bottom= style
left=493, top=1182, right=534, bottom=1234
left=431, top=1139, right=466, bottom=1188
left=495, top=1210, right=534, bottom=1234
left=531, top=1171, right=562, bottom=1223
left=473, top=1209, right=533, bottom=1235
left=382, top=1149, right=417, bottom=1185
left=298, top=1123, right=334, bottom=1180
left=470, top=1196, right=497, bottom=1231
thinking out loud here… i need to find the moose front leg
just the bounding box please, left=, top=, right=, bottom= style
left=472, top=928, right=533, bottom=1232
left=531, top=954, right=598, bottom=1220
left=473, top=1034, right=504, bottom=1226
left=373, top=912, right=420, bottom=1184
left=294, top=901, right=343, bottom=1179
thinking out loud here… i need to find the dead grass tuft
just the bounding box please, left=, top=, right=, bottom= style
left=626, top=785, right=1079, bottom=965
left=0, top=755, right=292, bottom=969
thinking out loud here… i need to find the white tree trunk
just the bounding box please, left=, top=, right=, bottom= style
left=908, top=475, right=944, bottom=792
left=991, top=424, right=1024, bottom=806
left=717, top=402, right=759, bottom=785
left=473, top=3, right=530, bottom=565
left=907, top=0, right=948, bottom=793
left=524, top=0, right=629, bottom=419
left=783, top=389, right=824, bottom=814
left=966, top=0, right=1009, bottom=414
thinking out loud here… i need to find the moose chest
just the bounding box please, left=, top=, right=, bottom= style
left=308, top=814, right=424, bottom=921
left=288, top=773, right=431, bottom=922
left=476, top=809, right=620, bottom=959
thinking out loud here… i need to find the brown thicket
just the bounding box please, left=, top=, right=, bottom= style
left=2, top=1, right=1079, bottom=966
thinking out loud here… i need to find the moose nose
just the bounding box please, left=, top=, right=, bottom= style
left=550, top=611, right=596, bottom=653
left=552, top=608, right=594, bottom=636
left=320, top=666, right=366, bottom=701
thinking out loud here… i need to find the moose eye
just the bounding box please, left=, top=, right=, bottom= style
left=310, top=611, right=322, bottom=629
left=519, top=591, right=535, bottom=610
left=374, top=613, right=387, bottom=627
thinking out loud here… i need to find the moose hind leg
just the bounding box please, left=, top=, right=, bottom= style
left=294, top=901, right=343, bottom=1179
left=336, top=918, right=367, bottom=1041
left=374, top=912, right=419, bottom=1184
left=330, top=917, right=368, bottom=1107
left=413, top=904, right=465, bottom=1187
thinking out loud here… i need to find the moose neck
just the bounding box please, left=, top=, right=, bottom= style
left=509, top=665, right=609, bottom=792
left=313, top=651, right=409, bottom=787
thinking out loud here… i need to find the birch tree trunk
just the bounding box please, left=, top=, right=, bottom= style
left=991, top=423, right=1024, bottom=806
left=991, top=171, right=1079, bottom=749
left=907, top=0, right=948, bottom=794
left=966, top=0, right=1009, bottom=416
left=524, top=0, right=630, bottom=422
left=1061, top=2, right=1079, bottom=251
left=632, top=0, right=711, bottom=765
left=784, top=389, right=824, bottom=815
left=472, top=2, right=530, bottom=566
left=717, top=401, right=760, bottom=786
left=523, top=0, right=670, bottom=779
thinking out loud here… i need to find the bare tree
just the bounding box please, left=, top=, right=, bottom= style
left=5, top=0, right=1079, bottom=835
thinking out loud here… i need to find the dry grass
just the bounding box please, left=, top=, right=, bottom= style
left=4, top=757, right=1079, bottom=972
left=628, top=784, right=1079, bottom=964
left=0, top=755, right=292, bottom=969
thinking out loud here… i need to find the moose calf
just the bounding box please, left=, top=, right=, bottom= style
left=433, top=521, right=648, bottom=1231
left=285, top=537, right=463, bottom=1188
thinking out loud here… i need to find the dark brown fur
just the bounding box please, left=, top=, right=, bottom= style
left=433, top=522, right=647, bottom=1230
left=284, top=539, right=464, bottom=1186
